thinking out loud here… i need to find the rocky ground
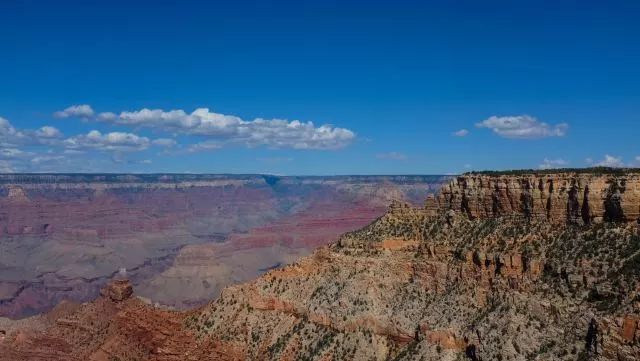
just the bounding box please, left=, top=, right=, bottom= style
left=190, top=205, right=639, bottom=360
left=1, top=170, right=639, bottom=360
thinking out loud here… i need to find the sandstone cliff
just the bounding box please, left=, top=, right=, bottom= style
left=426, top=170, right=640, bottom=224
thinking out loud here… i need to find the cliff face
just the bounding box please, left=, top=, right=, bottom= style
left=427, top=172, right=640, bottom=224
left=192, top=178, right=640, bottom=361
left=1, top=170, right=639, bottom=361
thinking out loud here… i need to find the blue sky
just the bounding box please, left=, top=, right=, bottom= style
left=1, top=0, right=638, bottom=174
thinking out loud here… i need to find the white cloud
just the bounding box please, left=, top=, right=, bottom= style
left=116, top=108, right=203, bottom=129
left=35, top=126, right=63, bottom=138
left=188, top=140, right=223, bottom=153
left=453, top=129, right=469, bottom=137
left=97, top=112, right=117, bottom=121
left=54, top=104, right=95, bottom=119
left=0, top=116, right=27, bottom=146
left=0, top=117, right=18, bottom=135
left=64, top=130, right=150, bottom=152
left=476, top=115, right=568, bottom=139
left=68, top=106, right=356, bottom=150
left=0, top=115, right=169, bottom=169
left=0, top=115, right=157, bottom=172
left=4, top=103, right=357, bottom=171
left=239, top=119, right=355, bottom=150
left=0, top=148, right=29, bottom=159
left=1, top=117, right=65, bottom=148
left=539, top=158, right=568, bottom=170
left=376, top=152, right=408, bottom=161
left=594, top=154, right=625, bottom=168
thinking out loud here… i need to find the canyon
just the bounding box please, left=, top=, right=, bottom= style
left=0, top=174, right=448, bottom=319
left=1, top=169, right=639, bottom=360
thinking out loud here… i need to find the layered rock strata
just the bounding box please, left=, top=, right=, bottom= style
left=1, top=170, right=639, bottom=360
left=0, top=174, right=447, bottom=318
left=426, top=171, right=640, bottom=224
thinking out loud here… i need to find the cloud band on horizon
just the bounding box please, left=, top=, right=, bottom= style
left=57, top=105, right=356, bottom=151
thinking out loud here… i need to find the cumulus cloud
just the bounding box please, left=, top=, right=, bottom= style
left=476, top=115, right=568, bottom=139
left=0, top=117, right=18, bottom=135
left=6, top=102, right=358, bottom=171
left=54, top=104, right=95, bottom=119
left=453, top=129, right=469, bottom=137
left=69, top=106, right=356, bottom=150
left=35, top=126, right=63, bottom=138
left=64, top=130, right=151, bottom=152
left=594, top=154, right=625, bottom=168
left=1, top=118, right=67, bottom=148
left=97, top=112, right=117, bottom=121
left=0, top=116, right=27, bottom=146
left=114, top=108, right=203, bottom=130
left=2, top=114, right=169, bottom=159
left=539, top=158, right=568, bottom=170
left=0, top=116, right=162, bottom=172
left=376, top=152, right=408, bottom=161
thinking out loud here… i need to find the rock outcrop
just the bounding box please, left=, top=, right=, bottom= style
left=100, top=279, right=133, bottom=302
left=427, top=171, right=640, bottom=224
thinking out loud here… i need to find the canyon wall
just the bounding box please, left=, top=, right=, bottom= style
left=0, top=174, right=448, bottom=319
left=426, top=171, right=640, bottom=224
left=0, top=170, right=639, bottom=361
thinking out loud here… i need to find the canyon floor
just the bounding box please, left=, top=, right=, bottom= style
left=1, top=170, right=639, bottom=360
